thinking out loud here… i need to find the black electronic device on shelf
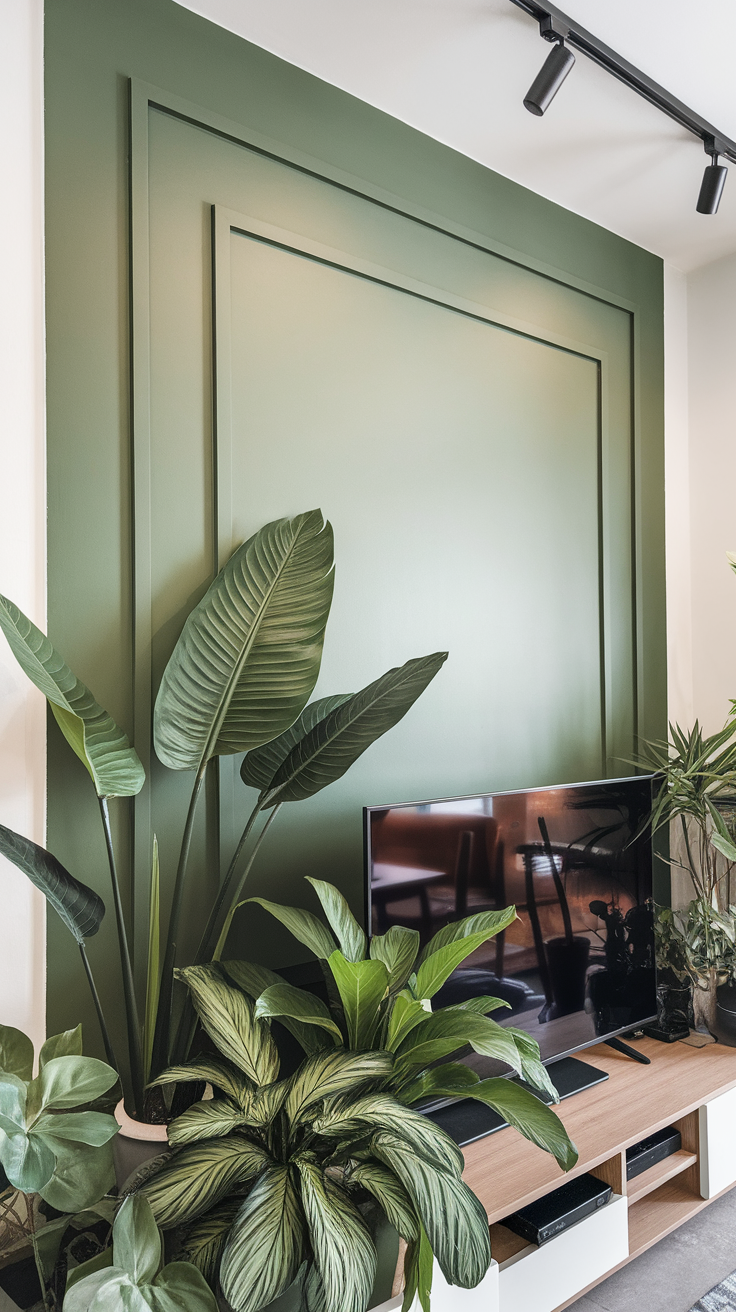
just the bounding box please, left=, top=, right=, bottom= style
left=626, top=1126, right=682, bottom=1180
left=364, top=775, right=657, bottom=1144
left=500, top=1173, right=613, bottom=1246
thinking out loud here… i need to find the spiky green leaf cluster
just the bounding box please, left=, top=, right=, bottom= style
left=141, top=965, right=494, bottom=1312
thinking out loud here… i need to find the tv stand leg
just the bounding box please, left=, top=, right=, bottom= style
left=605, top=1035, right=651, bottom=1065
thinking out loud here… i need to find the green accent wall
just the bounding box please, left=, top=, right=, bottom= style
left=44, top=0, right=665, bottom=1063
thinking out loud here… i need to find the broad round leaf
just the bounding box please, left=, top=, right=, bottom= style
left=151, top=1262, right=220, bottom=1311
left=0, top=1127, right=56, bottom=1193
left=40, top=1138, right=115, bottom=1212
left=295, top=1156, right=376, bottom=1312
left=39, top=1025, right=83, bottom=1069
left=0, top=595, right=144, bottom=797
left=0, top=826, right=104, bottom=944
left=220, top=1163, right=304, bottom=1312
left=141, top=1136, right=271, bottom=1228
left=259, top=653, right=448, bottom=806
left=32, top=1054, right=117, bottom=1111
left=0, top=1076, right=27, bottom=1135
left=32, top=1110, right=118, bottom=1147
left=0, top=1025, right=34, bottom=1081
left=113, top=1196, right=163, bottom=1285
left=153, top=511, right=334, bottom=771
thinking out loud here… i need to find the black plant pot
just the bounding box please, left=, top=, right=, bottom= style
left=655, top=969, right=693, bottom=1038
left=712, top=981, right=736, bottom=1047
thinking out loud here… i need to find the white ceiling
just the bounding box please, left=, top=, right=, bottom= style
left=174, top=0, right=736, bottom=271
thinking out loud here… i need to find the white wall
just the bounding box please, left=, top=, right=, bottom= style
left=664, top=264, right=694, bottom=733
left=685, top=250, right=736, bottom=734
left=0, top=0, right=47, bottom=1049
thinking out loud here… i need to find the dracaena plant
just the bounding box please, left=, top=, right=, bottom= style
left=0, top=510, right=446, bottom=1118
left=137, top=966, right=497, bottom=1312
left=0, top=1022, right=119, bottom=1306
left=221, top=879, right=577, bottom=1169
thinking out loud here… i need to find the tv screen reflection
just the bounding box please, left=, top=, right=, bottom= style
left=366, top=777, right=656, bottom=1067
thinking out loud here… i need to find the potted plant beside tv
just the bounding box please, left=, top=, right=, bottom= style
left=135, top=911, right=577, bottom=1312
left=0, top=509, right=448, bottom=1142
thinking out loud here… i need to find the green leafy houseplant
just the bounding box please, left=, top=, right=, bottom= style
left=63, top=1195, right=218, bottom=1312
left=0, top=510, right=446, bottom=1117
left=0, top=1023, right=119, bottom=1307
left=138, top=954, right=576, bottom=1312
left=637, top=718, right=736, bottom=1032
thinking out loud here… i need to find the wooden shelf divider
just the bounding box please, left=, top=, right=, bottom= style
left=626, top=1150, right=698, bottom=1206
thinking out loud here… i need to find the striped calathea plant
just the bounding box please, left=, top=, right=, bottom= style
left=137, top=893, right=577, bottom=1312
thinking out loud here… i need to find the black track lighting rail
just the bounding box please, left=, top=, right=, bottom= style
left=509, top=0, right=736, bottom=166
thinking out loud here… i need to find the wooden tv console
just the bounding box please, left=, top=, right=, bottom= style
left=385, top=1035, right=736, bottom=1312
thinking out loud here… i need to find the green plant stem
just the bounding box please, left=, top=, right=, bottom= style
left=193, top=800, right=262, bottom=964
left=78, top=942, right=119, bottom=1074
left=681, top=815, right=703, bottom=897
left=212, top=804, right=283, bottom=962
left=98, top=797, right=144, bottom=1117
left=27, top=1194, right=54, bottom=1311
left=151, top=759, right=208, bottom=1076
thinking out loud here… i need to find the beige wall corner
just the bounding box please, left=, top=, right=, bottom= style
left=0, top=0, right=46, bottom=1048
left=687, top=250, right=736, bottom=735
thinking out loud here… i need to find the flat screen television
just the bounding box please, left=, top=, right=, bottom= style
left=364, top=775, right=657, bottom=1085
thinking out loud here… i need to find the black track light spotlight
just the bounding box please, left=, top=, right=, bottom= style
left=697, top=138, right=728, bottom=215
left=524, top=16, right=575, bottom=117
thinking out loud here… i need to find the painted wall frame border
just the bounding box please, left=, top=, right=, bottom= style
left=129, top=75, right=648, bottom=970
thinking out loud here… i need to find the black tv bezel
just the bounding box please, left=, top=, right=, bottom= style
left=363, top=773, right=658, bottom=1069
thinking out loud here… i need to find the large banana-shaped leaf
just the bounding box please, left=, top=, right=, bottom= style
left=240, top=695, right=350, bottom=791
left=153, top=511, right=334, bottom=771
left=295, top=1156, right=376, bottom=1312
left=0, top=824, right=104, bottom=943
left=220, top=1164, right=304, bottom=1312
left=0, top=596, right=144, bottom=797
left=250, top=653, right=448, bottom=807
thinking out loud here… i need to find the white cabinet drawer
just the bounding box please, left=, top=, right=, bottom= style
left=393, top=1258, right=500, bottom=1312
left=497, top=1194, right=628, bottom=1312
left=699, top=1086, right=736, bottom=1198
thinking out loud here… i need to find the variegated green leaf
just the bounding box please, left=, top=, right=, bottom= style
left=254, top=984, right=341, bottom=1045
left=460, top=1078, right=578, bottom=1171
left=240, top=695, right=351, bottom=792
left=414, top=908, right=518, bottom=998
left=349, top=1161, right=419, bottom=1241
left=285, top=1049, right=393, bottom=1124
left=394, top=1009, right=524, bottom=1078
left=141, top=1137, right=271, bottom=1228
left=369, top=926, right=420, bottom=993
left=402, top=1224, right=433, bottom=1312
left=168, top=1099, right=247, bottom=1146
left=295, top=1156, right=376, bottom=1312
left=153, top=511, right=334, bottom=771
left=313, top=1094, right=463, bottom=1176
left=177, top=966, right=278, bottom=1086
left=148, top=1056, right=249, bottom=1105
left=244, top=899, right=337, bottom=961
left=177, top=1196, right=242, bottom=1286
left=221, top=961, right=325, bottom=1056
left=220, top=1164, right=304, bottom=1312
left=397, top=1061, right=480, bottom=1105
left=0, top=1024, right=34, bottom=1081
left=327, top=952, right=388, bottom=1049
left=417, top=908, right=517, bottom=966
left=372, top=1131, right=491, bottom=1288
left=306, top=879, right=366, bottom=963
left=385, top=994, right=430, bottom=1053
left=0, top=595, right=145, bottom=797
